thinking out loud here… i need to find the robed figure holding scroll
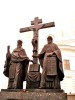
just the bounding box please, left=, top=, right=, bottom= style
left=38, top=36, right=64, bottom=89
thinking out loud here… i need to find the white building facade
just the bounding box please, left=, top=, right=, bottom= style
left=57, top=40, right=75, bottom=94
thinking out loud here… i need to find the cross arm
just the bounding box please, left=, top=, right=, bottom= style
left=20, top=26, right=32, bottom=33
left=20, top=22, right=55, bottom=33
left=39, top=22, right=55, bottom=29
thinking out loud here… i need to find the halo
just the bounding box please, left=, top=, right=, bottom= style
left=46, top=34, right=55, bottom=41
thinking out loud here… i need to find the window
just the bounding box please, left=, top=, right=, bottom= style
left=63, top=59, right=70, bottom=70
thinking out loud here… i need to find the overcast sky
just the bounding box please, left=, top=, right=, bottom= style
left=0, top=0, right=75, bottom=90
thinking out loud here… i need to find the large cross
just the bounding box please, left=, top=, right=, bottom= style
left=20, top=17, right=55, bottom=63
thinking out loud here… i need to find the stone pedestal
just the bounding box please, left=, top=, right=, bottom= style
left=0, top=89, right=67, bottom=100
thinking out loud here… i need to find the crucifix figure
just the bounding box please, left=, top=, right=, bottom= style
left=20, top=17, right=55, bottom=64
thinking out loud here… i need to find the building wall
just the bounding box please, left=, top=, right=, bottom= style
left=67, top=94, right=75, bottom=100
left=61, top=70, right=75, bottom=93
left=59, top=46, right=75, bottom=94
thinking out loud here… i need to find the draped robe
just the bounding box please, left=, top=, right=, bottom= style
left=4, top=48, right=29, bottom=89
left=39, top=43, right=64, bottom=88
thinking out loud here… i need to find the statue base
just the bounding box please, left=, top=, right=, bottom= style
left=0, top=89, right=67, bottom=100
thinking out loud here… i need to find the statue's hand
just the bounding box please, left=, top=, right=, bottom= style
left=29, top=59, right=37, bottom=64
left=32, top=54, right=39, bottom=58
left=47, top=52, right=55, bottom=57
left=29, top=60, right=33, bottom=62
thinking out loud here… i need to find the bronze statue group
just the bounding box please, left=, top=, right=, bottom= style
left=3, top=36, right=64, bottom=89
